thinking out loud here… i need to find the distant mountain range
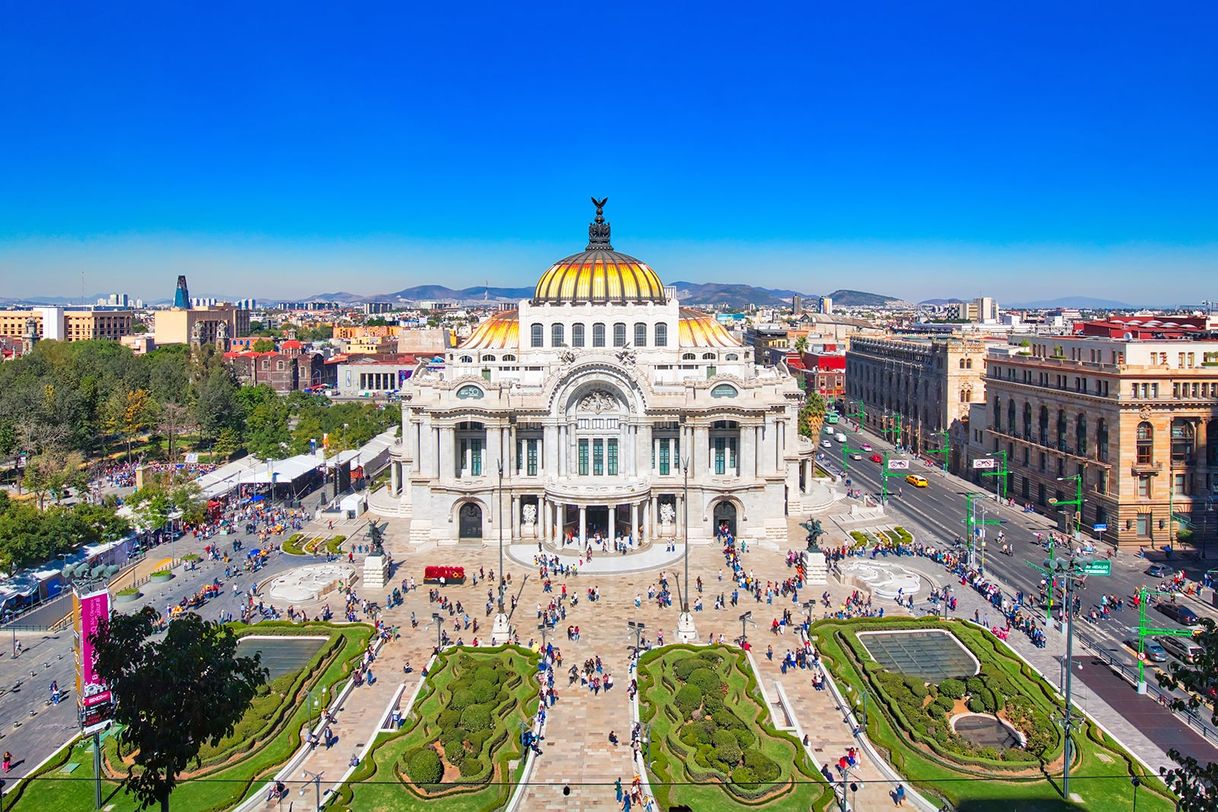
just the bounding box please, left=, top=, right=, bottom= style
left=1008, top=295, right=1135, bottom=309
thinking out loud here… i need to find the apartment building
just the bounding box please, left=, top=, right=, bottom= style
left=0, top=307, right=133, bottom=342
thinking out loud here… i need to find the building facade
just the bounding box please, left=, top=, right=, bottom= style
left=845, top=335, right=989, bottom=464
left=0, top=307, right=133, bottom=342
left=980, top=332, right=1218, bottom=551
left=383, top=203, right=815, bottom=546
left=154, top=305, right=251, bottom=347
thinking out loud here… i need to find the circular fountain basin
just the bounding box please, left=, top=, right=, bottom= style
left=841, top=560, right=922, bottom=600
left=265, top=563, right=355, bottom=603
left=950, top=713, right=1025, bottom=749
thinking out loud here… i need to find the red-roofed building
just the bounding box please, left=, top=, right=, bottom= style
left=1073, top=316, right=1209, bottom=340
left=799, top=351, right=846, bottom=399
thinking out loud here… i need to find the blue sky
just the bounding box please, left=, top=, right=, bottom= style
left=1, top=2, right=1215, bottom=303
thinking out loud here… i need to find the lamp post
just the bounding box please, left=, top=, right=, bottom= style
left=676, top=454, right=697, bottom=642
left=432, top=612, right=443, bottom=652
left=300, top=768, right=323, bottom=812
left=628, top=620, right=646, bottom=657
left=491, top=459, right=510, bottom=644
left=738, top=610, right=753, bottom=645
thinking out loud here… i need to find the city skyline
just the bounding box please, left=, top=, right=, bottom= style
left=2, top=3, right=1215, bottom=302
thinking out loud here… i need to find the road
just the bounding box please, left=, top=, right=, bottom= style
left=821, top=420, right=1218, bottom=729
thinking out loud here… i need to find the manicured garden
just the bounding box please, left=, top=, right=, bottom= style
left=636, top=644, right=833, bottom=811
left=283, top=533, right=347, bottom=556
left=4, top=621, right=372, bottom=812
left=329, top=644, right=540, bottom=811
left=812, top=616, right=1176, bottom=810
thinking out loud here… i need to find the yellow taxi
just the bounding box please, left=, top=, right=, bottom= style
left=905, top=474, right=929, bottom=488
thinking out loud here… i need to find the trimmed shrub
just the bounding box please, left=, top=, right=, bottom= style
left=674, top=656, right=705, bottom=681
left=715, top=742, right=743, bottom=767
left=938, top=678, right=965, bottom=699
left=450, top=688, right=476, bottom=711
left=406, top=746, right=443, bottom=786
left=473, top=666, right=501, bottom=685
left=460, top=704, right=493, bottom=731
left=688, top=668, right=723, bottom=694
left=437, top=709, right=461, bottom=730
left=967, top=695, right=986, bottom=713
left=675, top=684, right=702, bottom=716
left=459, top=756, right=485, bottom=777
left=469, top=679, right=498, bottom=704
left=744, top=749, right=781, bottom=782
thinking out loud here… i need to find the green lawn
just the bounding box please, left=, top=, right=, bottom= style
left=328, top=644, right=541, bottom=812
left=5, top=621, right=372, bottom=812
left=637, top=644, right=834, bottom=811
left=812, top=616, right=1176, bottom=811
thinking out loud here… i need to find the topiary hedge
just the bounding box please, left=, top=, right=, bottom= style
left=406, top=746, right=443, bottom=786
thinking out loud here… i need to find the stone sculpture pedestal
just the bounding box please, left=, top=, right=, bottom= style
left=491, top=612, right=512, bottom=645
left=676, top=611, right=698, bottom=643
left=804, top=550, right=828, bottom=585
left=362, top=554, right=389, bottom=591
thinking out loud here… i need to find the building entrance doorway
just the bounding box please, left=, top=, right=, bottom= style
left=713, top=501, right=738, bottom=538
left=458, top=503, right=483, bottom=539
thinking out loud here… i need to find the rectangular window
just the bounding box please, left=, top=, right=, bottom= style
left=470, top=439, right=482, bottom=476
left=659, top=439, right=670, bottom=475
left=1136, top=513, right=1151, bottom=537
left=593, top=439, right=604, bottom=476
left=527, top=439, right=538, bottom=477
left=607, top=438, right=618, bottom=476
left=1097, top=469, right=1107, bottom=494
left=516, top=439, right=523, bottom=474
left=714, top=436, right=726, bottom=475
left=1138, top=475, right=1150, bottom=498
left=1174, top=473, right=1186, bottom=496
left=578, top=439, right=589, bottom=476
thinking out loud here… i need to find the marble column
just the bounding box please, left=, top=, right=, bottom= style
left=608, top=505, right=616, bottom=541
left=541, top=496, right=550, bottom=542
left=579, top=505, right=587, bottom=545
left=390, top=460, right=400, bottom=495
left=631, top=502, right=639, bottom=541
left=511, top=494, right=519, bottom=541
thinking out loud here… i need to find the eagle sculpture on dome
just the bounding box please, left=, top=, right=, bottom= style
left=591, top=196, right=608, bottom=215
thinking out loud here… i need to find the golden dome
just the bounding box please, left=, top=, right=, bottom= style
left=463, top=309, right=519, bottom=350
left=678, top=307, right=739, bottom=348
left=532, top=198, right=667, bottom=306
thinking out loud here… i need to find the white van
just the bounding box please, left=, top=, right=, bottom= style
left=835, top=432, right=847, bottom=443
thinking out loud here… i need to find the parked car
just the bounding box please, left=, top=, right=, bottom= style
left=1157, top=635, right=1202, bottom=664
left=869, top=453, right=883, bottom=463
left=905, top=474, right=929, bottom=488
left=1146, top=563, right=1174, bottom=578
left=1156, top=602, right=1202, bottom=627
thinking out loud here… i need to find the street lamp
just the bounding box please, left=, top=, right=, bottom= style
left=738, top=610, right=753, bottom=645
left=432, top=612, right=443, bottom=652
left=1052, top=474, right=1084, bottom=541
left=628, top=621, right=646, bottom=657
left=676, top=454, right=697, bottom=642
left=492, top=459, right=510, bottom=644
left=300, top=769, right=324, bottom=812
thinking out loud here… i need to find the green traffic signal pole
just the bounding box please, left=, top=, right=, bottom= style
left=981, top=449, right=1009, bottom=502
left=1049, top=473, right=1084, bottom=540
left=879, top=452, right=907, bottom=504
left=927, top=430, right=951, bottom=473
left=841, top=444, right=865, bottom=472
left=1135, top=586, right=1197, bottom=694
left=846, top=400, right=866, bottom=430
left=882, top=413, right=904, bottom=449
left=965, top=492, right=1002, bottom=571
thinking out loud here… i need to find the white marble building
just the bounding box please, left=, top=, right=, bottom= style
left=383, top=201, right=817, bottom=546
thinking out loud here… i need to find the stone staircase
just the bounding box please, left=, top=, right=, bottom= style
left=368, top=485, right=412, bottom=518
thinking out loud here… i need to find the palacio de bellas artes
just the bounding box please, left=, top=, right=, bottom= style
left=373, top=200, right=827, bottom=560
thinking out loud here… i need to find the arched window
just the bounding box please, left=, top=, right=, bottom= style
left=1136, top=421, right=1153, bottom=465
left=502, top=354, right=516, bottom=362
left=654, top=323, right=668, bottom=346
left=959, top=358, right=966, bottom=369
left=551, top=323, right=565, bottom=347
left=530, top=324, right=543, bottom=348
left=613, top=322, right=627, bottom=347
left=592, top=323, right=606, bottom=347
left=459, top=355, right=474, bottom=363
left=634, top=322, right=647, bottom=347
left=702, top=352, right=716, bottom=360
left=1006, top=399, right=1016, bottom=434
left=725, top=353, right=739, bottom=361
left=1171, top=418, right=1195, bottom=464
left=1056, top=409, right=1067, bottom=450
left=572, top=324, right=585, bottom=347
left=1022, top=402, right=1032, bottom=438
left=1076, top=413, right=1087, bottom=456
left=682, top=352, right=696, bottom=361
left=1096, top=418, right=1109, bottom=462
left=1038, top=405, right=1049, bottom=445
left=483, top=355, right=496, bottom=362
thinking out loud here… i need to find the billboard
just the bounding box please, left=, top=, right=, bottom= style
left=972, top=458, right=999, bottom=470
left=73, top=588, right=113, bottom=725
left=886, top=459, right=910, bottom=471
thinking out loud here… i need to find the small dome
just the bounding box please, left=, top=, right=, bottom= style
left=463, top=309, right=519, bottom=349
left=532, top=198, right=667, bottom=306
left=679, top=308, right=739, bottom=348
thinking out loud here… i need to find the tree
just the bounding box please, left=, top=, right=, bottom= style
left=193, top=367, right=242, bottom=446
left=799, top=392, right=827, bottom=439
left=127, top=477, right=205, bottom=532
left=90, top=608, right=267, bottom=811
left=105, top=388, right=157, bottom=461
left=250, top=338, right=276, bottom=353
left=793, top=335, right=808, bottom=354
left=243, top=400, right=291, bottom=459
left=156, top=401, right=193, bottom=463
left=22, top=452, right=65, bottom=510
left=1156, top=617, right=1218, bottom=810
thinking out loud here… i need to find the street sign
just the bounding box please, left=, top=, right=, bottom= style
left=1092, top=523, right=1108, bottom=532
left=972, top=458, right=998, bottom=470
left=1079, top=560, right=1111, bottom=576
left=886, top=459, right=910, bottom=470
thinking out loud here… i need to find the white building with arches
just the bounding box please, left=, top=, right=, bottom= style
left=383, top=201, right=817, bottom=546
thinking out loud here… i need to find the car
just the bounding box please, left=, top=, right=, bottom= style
left=1146, top=563, right=1174, bottom=578
left=869, top=453, right=883, bottom=463
left=821, top=439, right=833, bottom=448
left=905, top=474, right=929, bottom=488
left=1157, top=636, right=1202, bottom=664
left=861, top=443, right=873, bottom=452
left=824, top=425, right=835, bottom=435
left=850, top=453, right=863, bottom=460
left=1125, top=639, right=1168, bottom=662
left=835, top=432, right=847, bottom=443
left=1156, top=602, right=1202, bottom=627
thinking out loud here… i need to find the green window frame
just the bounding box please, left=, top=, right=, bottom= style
left=607, top=438, right=618, bottom=476
left=593, top=439, right=604, bottom=476
left=659, top=439, right=670, bottom=475
left=578, top=439, right=589, bottom=476
left=527, top=439, right=538, bottom=476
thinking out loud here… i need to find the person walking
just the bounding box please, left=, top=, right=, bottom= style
left=894, top=783, right=906, bottom=806
left=3, top=751, right=11, bottom=772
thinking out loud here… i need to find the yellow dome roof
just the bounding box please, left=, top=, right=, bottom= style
left=532, top=198, right=667, bottom=306
left=679, top=307, right=740, bottom=348
left=463, top=309, right=519, bottom=350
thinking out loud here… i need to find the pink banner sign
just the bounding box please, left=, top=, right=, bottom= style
left=75, top=589, right=113, bottom=711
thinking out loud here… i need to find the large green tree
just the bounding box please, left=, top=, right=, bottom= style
left=90, top=608, right=267, bottom=811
